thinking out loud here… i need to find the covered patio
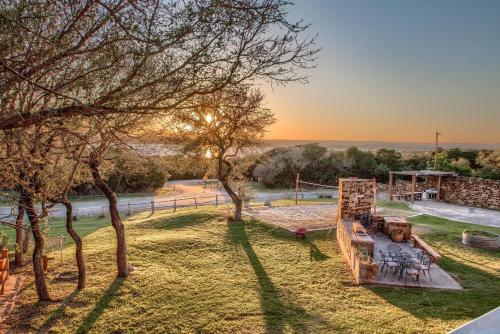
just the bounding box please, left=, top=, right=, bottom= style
left=388, top=170, right=456, bottom=203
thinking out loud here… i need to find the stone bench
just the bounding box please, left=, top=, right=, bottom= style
left=410, top=234, right=442, bottom=263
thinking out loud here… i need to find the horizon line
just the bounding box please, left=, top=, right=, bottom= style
left=263, top=138, right=500, bottom=146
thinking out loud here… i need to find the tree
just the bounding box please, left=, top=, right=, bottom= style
left=375, top=149, right=402, bottom=171
left=171, top=86, right=275, bottom=220
left=344, top=147, right=377, bottom=178
left=476, top=150, right=500, bottom=180
left=1, top=1, right=318, bottom=130
left=449, top=158, right=473, bottom=176
left=0, top=0, right=318, bottom=299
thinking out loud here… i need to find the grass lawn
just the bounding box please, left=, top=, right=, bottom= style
left=377, top=200, right=414, bottom=211
left=3, top=208, right=499, bottom=333
left=0, top=216, right=112, bottom=252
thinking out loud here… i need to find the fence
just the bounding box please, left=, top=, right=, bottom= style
left=41, top=188, right=337, bottom=219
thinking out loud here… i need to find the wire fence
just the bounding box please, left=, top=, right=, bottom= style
left=41, top=188, right=338, bottom=219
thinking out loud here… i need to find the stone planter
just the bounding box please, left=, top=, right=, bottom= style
left=353, top=255, right=378, bottom=283
left=391, top=229, right=404, bottom=243
left=462, top=230, right=500, bottom=250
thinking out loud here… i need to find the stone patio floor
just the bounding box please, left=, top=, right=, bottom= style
left=244, top=204, right=415, bottom=232
left=372, top=233, right=462, bottom=289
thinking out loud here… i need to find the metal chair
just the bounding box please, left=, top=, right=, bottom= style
left=418, top=255, right=433, bottom=281
left=379, top=250, right=399, bottom=276
left=405, top=263, right=421, bottom=284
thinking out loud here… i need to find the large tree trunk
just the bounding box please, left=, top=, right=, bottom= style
left=62, top=200, right=86, bottom=289
left=15, top=197, right=24, bottom=266
left=89, top=157, right=128, bottom=277
left=221, top=180, right=242, bottom=221
left=22, top=191, right=51, bottom=301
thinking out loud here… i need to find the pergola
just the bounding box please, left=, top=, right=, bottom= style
left=388, top=170, right=456, bottom=202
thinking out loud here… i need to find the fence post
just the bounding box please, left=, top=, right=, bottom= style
left=194, top=197, right=197, bottom=209
left=215, top=195, right=218, bottom=207
left=174, top=199, right=177, bottom=212
left=127, top=201, right=131, bottom=216
left=100, top=206, right=105, bottom=218
left=59, top=236, right=64, bottom=263
left=295, top=173, right=299, bottom=204
left=151, top=200, right=155, bottom=214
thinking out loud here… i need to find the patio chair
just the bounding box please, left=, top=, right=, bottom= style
left=417, top=256, right=433, bottom=281
left=379, top=250, right=399, bottom=276
left=404, top=263, right=421, bottom=285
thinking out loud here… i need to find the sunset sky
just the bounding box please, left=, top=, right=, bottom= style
left=263, top=0, right=500, bottom=144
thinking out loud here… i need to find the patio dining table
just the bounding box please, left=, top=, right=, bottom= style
left=394, top=253, right=418, bottom=280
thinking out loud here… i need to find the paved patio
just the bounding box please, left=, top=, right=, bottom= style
left=372, top=233, right=462, bottom=289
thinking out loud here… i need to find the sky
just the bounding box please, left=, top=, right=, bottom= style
left=262, top=0, right=500, bottom=144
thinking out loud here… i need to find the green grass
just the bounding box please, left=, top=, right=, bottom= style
left=0, top=216, right=112, bottom=251
left=246, top=182, right=293, bottom=193
left=6, top=209, right=499, bottom=333
left=377, top=200, right=414, bottom=211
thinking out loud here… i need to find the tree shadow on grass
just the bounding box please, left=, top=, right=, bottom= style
left=227, top=221, right=321, bottom=334
left=244, top=219, right=331, bottom=262
left=38, top=290, right=80, bottom=333
left=368, top=256, right=500, bottom=321
left=308, top=241, right=330, bottom=262
left=75, top=277, right=125, bottom=334
left=133, top=212, right=219, bottom=230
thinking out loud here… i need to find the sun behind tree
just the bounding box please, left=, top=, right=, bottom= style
left=171, top=85, right=275, bottom=221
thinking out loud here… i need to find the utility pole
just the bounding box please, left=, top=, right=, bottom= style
left=434, top=131, right=441, bottom=170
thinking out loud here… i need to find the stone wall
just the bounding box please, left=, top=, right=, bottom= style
left=393, top=177, right=438, bottom=193
left=440, top=176, right=500, bottom=210
left=338, top=178, right=374, bottom=219
left=389, top=175, right=500, bottom=209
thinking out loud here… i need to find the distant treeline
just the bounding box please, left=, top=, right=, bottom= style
left=251, top=144, right=500, bottom=188
left=70, top=145, right=499, bottom=195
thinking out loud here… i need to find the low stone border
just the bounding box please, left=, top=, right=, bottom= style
left=462, top=231, right=500, bottom=249
left=0, top=275, right=22, bottom=324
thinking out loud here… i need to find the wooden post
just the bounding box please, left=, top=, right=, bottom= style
left=295, top=173, right=299, bottom=204
left=437, top=175, right=441, bottom=201
left=151, top=200, right=155, bottom=214
left=59, top=236, right=64, bottom=263
left=215, top=195, right=218, bottom=207
left=434, top=131, right=441, bottom=170
left=411, top=174, right=416, bottom=203
left=388, top=172, right=393, bottom=201
left=173, top=199, right=177, bottom=212
left=127, top=201, right=131, bottom=216
left=194, top=197, right=197, bottom=209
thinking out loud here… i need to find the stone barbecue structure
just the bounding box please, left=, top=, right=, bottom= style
left=336, top=178, right=461, bottom=289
